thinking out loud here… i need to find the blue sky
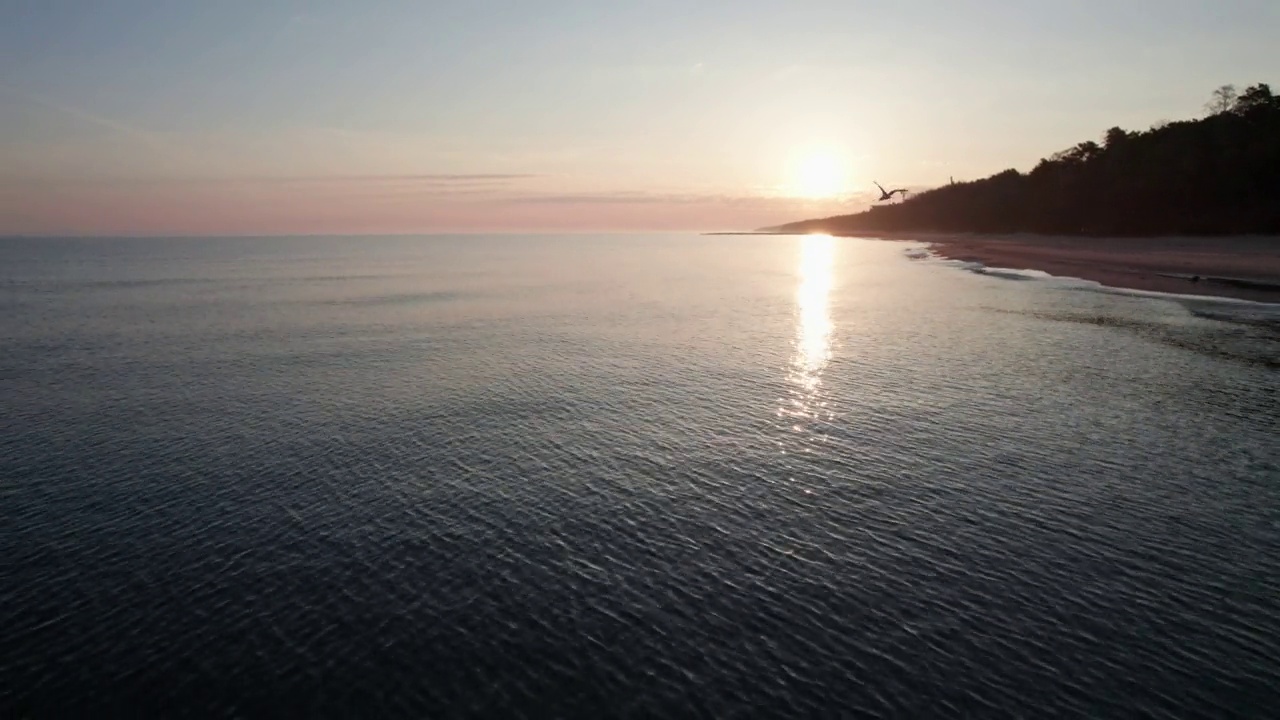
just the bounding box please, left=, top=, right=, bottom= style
left=2, top=0, right=1277, bottom=234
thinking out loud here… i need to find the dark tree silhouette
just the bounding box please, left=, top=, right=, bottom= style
left=1206, top=84, right=1238, bottom=115
left=770, top=83, right=1280, bottom=237
left=1235, top=83, right=1274, bottom=114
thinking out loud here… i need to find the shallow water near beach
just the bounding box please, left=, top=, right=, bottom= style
left=3, top=234, right=1279, bottom=717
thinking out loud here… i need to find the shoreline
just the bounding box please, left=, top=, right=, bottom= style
left=864, top=233, right=1280, bottom=303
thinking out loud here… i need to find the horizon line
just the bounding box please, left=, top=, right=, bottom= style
left=0, top=229, right=757, bottom=240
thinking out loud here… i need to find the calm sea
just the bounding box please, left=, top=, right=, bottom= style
left=3, top=234, right=1279, bottom=717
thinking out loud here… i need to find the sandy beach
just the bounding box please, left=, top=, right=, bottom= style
left=891, top=234, right=1280, bottom=303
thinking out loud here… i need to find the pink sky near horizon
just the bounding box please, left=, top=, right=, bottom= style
left=0, top=175, right=881, bottom=236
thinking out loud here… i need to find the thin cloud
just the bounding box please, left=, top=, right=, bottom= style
left=9, top=89, right=172, bottom=153
left=512, top=191, right=684, bottom=205
left=238, top=173, right=540, bottom=184
left=510, top=190, right=880, bottom=207
left=1, top=86, right=216, bottom=172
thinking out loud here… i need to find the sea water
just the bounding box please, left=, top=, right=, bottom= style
left=3, top=234, right=1278, bottom=716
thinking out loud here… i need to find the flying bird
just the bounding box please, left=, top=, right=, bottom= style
left=874, top=182, right=908, bottom=202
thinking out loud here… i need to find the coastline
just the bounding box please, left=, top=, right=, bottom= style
left=870, top=233, right=1280, bottom=303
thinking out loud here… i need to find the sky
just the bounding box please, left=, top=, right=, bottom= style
left=2, top=0, right=1277, bottom=235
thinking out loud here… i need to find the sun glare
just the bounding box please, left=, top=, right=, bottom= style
left=796, top=234, right=835, bottom=379
left=787, top=152, right=851, bottom=199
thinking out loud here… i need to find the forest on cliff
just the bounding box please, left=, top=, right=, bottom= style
left=772, top=84, right=1280, bottom=236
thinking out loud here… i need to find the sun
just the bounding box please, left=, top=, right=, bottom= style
left=786, top=152, right=851, bottom=199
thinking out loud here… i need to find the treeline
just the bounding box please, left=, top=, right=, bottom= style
left=772, top=84, right=1280, bottom=236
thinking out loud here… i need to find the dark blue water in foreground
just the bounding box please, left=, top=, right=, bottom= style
left=3, top=234, right=1279, bottom=717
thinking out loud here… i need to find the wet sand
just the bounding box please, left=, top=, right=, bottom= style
left=894, top=234, right=1280, bottom=303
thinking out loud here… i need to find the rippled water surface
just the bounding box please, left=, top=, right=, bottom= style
left=3, top=234, right=1279, bottom=717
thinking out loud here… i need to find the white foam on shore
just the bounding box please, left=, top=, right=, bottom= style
left=905, top=243, right=1280, bottom=324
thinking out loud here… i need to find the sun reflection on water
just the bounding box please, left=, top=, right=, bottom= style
left=794, top=234, right=835, bottom=387
left=780, top=234, right=836, bottom=430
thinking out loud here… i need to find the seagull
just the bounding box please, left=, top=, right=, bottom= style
left=874, top=181, right=909, bottom=202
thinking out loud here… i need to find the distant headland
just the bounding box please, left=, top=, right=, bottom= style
left=769, top=84, right=1279, bottom=238
left=764, top=83, right=1280, bottom=302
